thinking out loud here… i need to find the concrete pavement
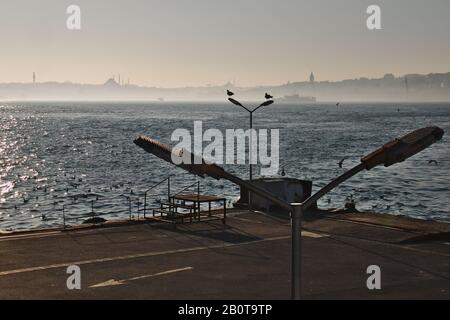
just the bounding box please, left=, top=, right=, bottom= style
left=0, top=210, right=449, bottom=299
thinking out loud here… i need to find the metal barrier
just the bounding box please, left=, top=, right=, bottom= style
left=61, top=194, right=132, bottom=229
left=143, top=176, right=172, bottom=219
left=3, top=177, right=200, bottom=231
left=2, top=177, right=192, bottom=230
left=172, top=181, right=200, bottom=199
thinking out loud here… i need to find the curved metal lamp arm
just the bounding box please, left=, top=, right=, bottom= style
left=228, top=98, right=251, bottom=112
left=134, top=126, right=444, bottom=301
left=301, top=163, right=365, bottom=211
left=252, top=100, right=274, bottom=113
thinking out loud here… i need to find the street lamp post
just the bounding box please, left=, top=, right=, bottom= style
left=228, top=96, right=274, bottom=209
left=288, top=126, right=444, bottom=299
left=134, top=126, right=444, bottom=300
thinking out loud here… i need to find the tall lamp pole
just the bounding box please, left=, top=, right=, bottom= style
left=227, top=93, right=274, bottom=209
left=134, top=124, right=444, bottom=300
left=288, top=126, right=444, bottom=299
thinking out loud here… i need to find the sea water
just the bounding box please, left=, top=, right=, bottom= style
left=0, top=102, right=449, bottom=231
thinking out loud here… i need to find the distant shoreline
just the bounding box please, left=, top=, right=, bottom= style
left=2, top=100, right=450, bottom=104
left=1, top=71, right=450, bottom=102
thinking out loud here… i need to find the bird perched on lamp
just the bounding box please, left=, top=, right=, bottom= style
left=265, top=93, right=273, bottom=99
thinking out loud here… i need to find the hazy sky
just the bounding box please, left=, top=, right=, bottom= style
left=1, top=0, right=449, bottom=87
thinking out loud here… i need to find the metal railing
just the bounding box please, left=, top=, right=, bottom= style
left=172, top=180, right=200, bottom=199
left=61, top=194, right=132, bottom=229
left=143, top=176, right=172, bottom=219
left=3, top=178, right=202, bottom=231
left=2, top=177, right=192, bottom=230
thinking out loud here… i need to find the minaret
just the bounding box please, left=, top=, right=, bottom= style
left=309, top=72, right=315, bottom=83
left=33, top=72, right=36, bottom=84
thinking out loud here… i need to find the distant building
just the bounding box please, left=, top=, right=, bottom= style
left=309, top=72, right=315, bottom=83
left=33, top=72, right=36, bottom=84
left=104, top=77, right=120, bottom=88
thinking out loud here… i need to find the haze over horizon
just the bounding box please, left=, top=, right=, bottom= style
left=1, top=0, right=450, bottom=87
left=1, top=70, right=449, bottom=89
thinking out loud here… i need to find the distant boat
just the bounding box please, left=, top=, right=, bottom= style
left=278, top=94, right=316, bottom=104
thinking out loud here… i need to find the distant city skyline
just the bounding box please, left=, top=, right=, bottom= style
left=9, top=69, right=449, bottom=88
left=1, top=0, right=450, bottom=87
left=2, top=70, right=449, bottom=102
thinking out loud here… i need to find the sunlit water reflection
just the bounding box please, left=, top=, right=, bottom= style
left=0, top=102, right=449, bottom=231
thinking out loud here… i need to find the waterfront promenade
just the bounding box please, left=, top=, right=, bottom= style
left=0, top=209, right=449, bottom=299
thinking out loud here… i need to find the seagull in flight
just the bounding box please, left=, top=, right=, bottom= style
left=227, top=90, right=234, bottom=97
left=265, top=93, right=273, bottom=99
left=338, top=157, right=348, bottom=168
